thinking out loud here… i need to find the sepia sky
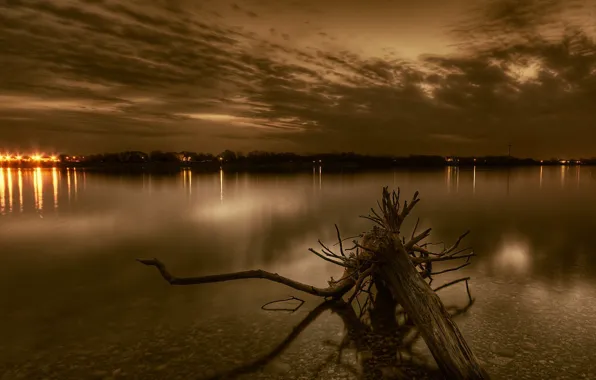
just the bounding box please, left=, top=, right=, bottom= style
left=1, top=0, right=596, bottom=158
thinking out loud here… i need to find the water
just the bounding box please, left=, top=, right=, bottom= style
left=1, top=166, right=595, bottom=379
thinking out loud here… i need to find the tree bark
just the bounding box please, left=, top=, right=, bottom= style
left=373, top=236, right=489, bottom=379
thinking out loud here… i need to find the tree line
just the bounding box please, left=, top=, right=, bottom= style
left=67, top=150, right=596, bottom=167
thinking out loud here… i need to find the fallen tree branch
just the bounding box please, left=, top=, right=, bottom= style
left=137, top=258, right=355, bottom=298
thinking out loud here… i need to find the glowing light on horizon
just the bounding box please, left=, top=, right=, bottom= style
left=0, top=152, right=63, bottom=164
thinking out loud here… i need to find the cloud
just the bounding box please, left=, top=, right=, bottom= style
left=1, top=0, right=595, bottom=157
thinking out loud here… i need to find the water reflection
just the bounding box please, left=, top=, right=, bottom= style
left=0, top=169, right=5, bottom=214
left=18, top=169, right=23, bottom=212
left=0, top=168, right=71, bottom=215
left=33, top=168, right=43, bottom=212
left=67, top=169, right=72, bottom=202
left=319, top=165, right=322, bottom=190
left=2, top=167, right=596, bottom=379
left=6, top=168, right=13, bottom=213
left=445, top=166, right=460, bottom=193
left=493, top=236, right=531, bottom=275
left=473, top=166, right=476, bottom=195
left=181, top=169, right=192, bottom=197
left=52, top=168, right=59, bottom=209
left=219, top=168, right=224, bottom=203
left=539, top=166, right=543, bottom=189
left=73, top=168, right=78, bottom=200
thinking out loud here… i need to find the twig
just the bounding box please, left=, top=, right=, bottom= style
left=332, top=233, right=364, bottom=247
left=317, top=239, right=344, bottom=260
left=406, top=228, right=432, bottom=249
left=432, top=277, right=471, bottom=293
left=308, top=248, right=351, bottom=267
left=430, top=262, right=471, bottom=276
left=334, top=224, right=347, bottom=257
left=411, top=217, right=420, bottom=240
left=348, top=266, right=374, bottom=304
left=412, top=253, right=475, bottom=265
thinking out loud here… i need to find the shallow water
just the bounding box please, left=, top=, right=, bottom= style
left=1, top=166, right=595, bottom=379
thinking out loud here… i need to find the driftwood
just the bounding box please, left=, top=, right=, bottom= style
left=138, top=187, right=489, bottom=379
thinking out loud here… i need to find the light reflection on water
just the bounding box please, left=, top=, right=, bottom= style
left=0, top=166, right=596, bottom=378
left=0, top=167, right=81, bottom=216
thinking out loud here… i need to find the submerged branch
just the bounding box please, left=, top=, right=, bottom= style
left=261, top=296, right=305, bottom=312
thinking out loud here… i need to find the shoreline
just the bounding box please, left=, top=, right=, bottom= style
left=0, top=161, right=590, bottom=174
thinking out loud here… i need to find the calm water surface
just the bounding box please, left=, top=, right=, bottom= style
left=1, top=166, right=596, bottom=379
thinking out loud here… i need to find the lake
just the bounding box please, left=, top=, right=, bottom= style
left=1, top=166, right=595, bottom=379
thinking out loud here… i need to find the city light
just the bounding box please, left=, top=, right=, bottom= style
left=0, top=152, right=64, bottom=164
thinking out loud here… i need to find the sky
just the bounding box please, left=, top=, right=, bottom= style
left=1, top=0, right=596, bottom=158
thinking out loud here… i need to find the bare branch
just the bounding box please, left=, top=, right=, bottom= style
left=332, top=233, right=364, bottom=247
left=430, top=262, right=471, bottom=276
left=432, top=277, right=471, bottom=293
left=411, top=217, right=420, bottom=240
left=444, top=231, right=470, bottom=255
left=412, top=253, right=475, bottom=265
left=359, top=215, right=385, bottom=228
left=411, top=246, right=443, bottom=257
left=308, top=248, right=351, bottom=267
left=334, top=224, right=346, bottom=257
left=406, top=228, right=432, bottom=249
left=137, top=258, right=355, bottom=298
left=348, top=266, right=374, bottom=304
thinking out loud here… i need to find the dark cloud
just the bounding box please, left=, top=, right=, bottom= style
left=1, top=0, right=595, bottom=156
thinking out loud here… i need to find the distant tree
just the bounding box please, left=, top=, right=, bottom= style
left=219, top=150, right=237, bottom=162
left=149, top=151, right=180, bottom=162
